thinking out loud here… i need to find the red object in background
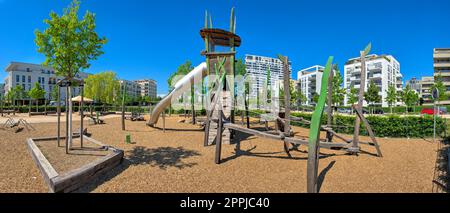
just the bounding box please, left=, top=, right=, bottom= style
left=421, top=108, right=442, bottom=115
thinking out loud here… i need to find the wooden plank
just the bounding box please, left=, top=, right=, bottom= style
left=225, top=123, right=283, bottom=140
left=284, top=137, right=347, bottom=150
left=307, top=56, right=333, bottom=193
left=26, top=138, right=59, bottom=192
left=354, top=106, right=383, bottom=157
left=52, top=149, right=124, bottom=193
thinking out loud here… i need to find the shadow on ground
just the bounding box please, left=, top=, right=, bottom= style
left=76, top=146, right=201, bottom=192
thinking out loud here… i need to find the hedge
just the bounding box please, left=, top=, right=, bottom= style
left=241, top=110, right=446, bottom=138
left=291, top=112, right=445, bottom=138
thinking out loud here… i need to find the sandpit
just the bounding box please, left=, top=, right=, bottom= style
left=0, top=115, right=441, bottom=192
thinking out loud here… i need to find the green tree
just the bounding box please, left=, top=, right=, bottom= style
left=84, top=71, right=120, bottom=104
left=331, top=65, right=345, bottom=107
left=50, top=85, right=59, bottom=101
left=431, top=74, right=448, bottom=102
left=265, top=67, right=271, bottom=103
left=364, top=80, right=381, bottom=114
left=402, top=85, right=419, bottom=113
left=347, top=87, right=359, bottom=106
left=35, top=0, right=107, bottom=148
left=29, top=82, right=46, bottom=112
left=13, top=85, right=27, bottom=106
left=385, top=85, right=397, bottom=114
left=312, top=92, right=319, bottom=105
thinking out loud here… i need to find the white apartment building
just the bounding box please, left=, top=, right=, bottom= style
left=4, top=62, right=89, bottom=101
left=135, top=79, right=157, bottom=99
left=297, top=65, right=338, bottom=106
left=297, top=65, right=324, bottom=106
left=245, top=54, right=292, bottom=100
left=344, top=54, right=402, bottom=107
left=119, top=80, right=141, bottom=98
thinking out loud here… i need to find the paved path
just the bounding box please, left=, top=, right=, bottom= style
left=0, top=113, right=122, bottom=124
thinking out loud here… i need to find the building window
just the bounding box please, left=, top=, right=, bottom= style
left=26, top=68, right=31, bottom=72
left=22, top=75, right=25, bottom=82
left=16, top=75, right=20, bottom=83
left=28, top=76, right=31, bottom=83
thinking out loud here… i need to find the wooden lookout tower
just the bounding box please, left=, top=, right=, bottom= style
left=201, top=8, right=241, bottom=146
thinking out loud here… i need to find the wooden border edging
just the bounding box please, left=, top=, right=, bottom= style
left=26, top=136, right=124, bottom=193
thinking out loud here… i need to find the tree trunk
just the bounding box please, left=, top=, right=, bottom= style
left=68, top=86, right=73, bottom=150
left=36, top=99, right=39, bottom=113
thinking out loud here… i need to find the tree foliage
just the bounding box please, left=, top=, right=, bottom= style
left=331, top=64, right=345, bottom=106
left=431, top=74, right=448, bottom=101
left=385, top=85, right=397, bottom=111
left=35, top=0, right=107, bottom=80
left=29, top=82, right=46, bottom=101
left=364, top=80, right=381, bottom=106
left=84, top=71, right=120, bottom=104
left=347, top=87, right=359, bottom=105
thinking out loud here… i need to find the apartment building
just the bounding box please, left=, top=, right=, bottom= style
left=433, top=48, right=450, bottom=104
left=420, top=76, right=434, bottom=105
left=135, top=79, right=157, bottom=99
left=344, top=54, right=402, bottom=107
left=119, top=80, right=141, bottom=98
left=4, top=62, right=89, bottom=101
left=297, top=65, right=323, bottom=106
left=245, top=54, right=292, bottom=101
left=405, top=77, right=421, bottom=94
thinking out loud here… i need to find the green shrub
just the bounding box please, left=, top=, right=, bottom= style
left=286, top=112, right=445, bottom=138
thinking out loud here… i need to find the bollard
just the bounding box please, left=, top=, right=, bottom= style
left=126, top=134, right=131, bottom=144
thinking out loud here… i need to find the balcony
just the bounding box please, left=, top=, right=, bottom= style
left=434, top=62, right=450, bottom=68
left=434, top=52, right=450, bottom=58
left=369, top=73, right=382, bottom=79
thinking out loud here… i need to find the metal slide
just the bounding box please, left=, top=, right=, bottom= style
left=147, top=62, right=208, bottom=126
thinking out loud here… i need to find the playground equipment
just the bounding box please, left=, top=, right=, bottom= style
left=1, top=117, right=35, bottom=132
left=147, top=8, right=382, bottom=193
left=147, top=62, right=208, bottom=126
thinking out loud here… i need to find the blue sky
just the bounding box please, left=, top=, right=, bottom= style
left=1, top=0, right=449, bottom=95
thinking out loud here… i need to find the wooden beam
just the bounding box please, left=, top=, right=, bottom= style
left=27, top=138, right=58, bottom=192
left=353, top=106, right=383, bottom=157
left=215, top=108, right=223, bottom=164
left=326, top=67, right=334, bottom=142
left=225, top=123, right=284, bottom=140
left=351, top=45, right=370, bottom=153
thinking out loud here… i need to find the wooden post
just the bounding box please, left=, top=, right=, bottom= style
left=353, top=105, right=383, bottom=157
left=326, top=68, right=334, bottom=142
left=65, top=86, right=69, bottom=154
left=162, top=110, right=166, bottom=133
left=215, top=106, right=223, bottom=164
left=245, top=83, right=250, bottom=129
left=307, top=56, right=333, bottom=193
left=351, top=48, right=369, bottom=153
left=282, top=56, right=291, bottom=155
left=191, top=80, right=196, bottom=124
left=57, top=86, right=61, bottom=147
left=80, top=85, right=84, bottom=148
left=121, top=82, right=126, bottom=131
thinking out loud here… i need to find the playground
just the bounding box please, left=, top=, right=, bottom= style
left=0, top=115, right=438, bottom=192
left=0, top=6, right=447, bottom=193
